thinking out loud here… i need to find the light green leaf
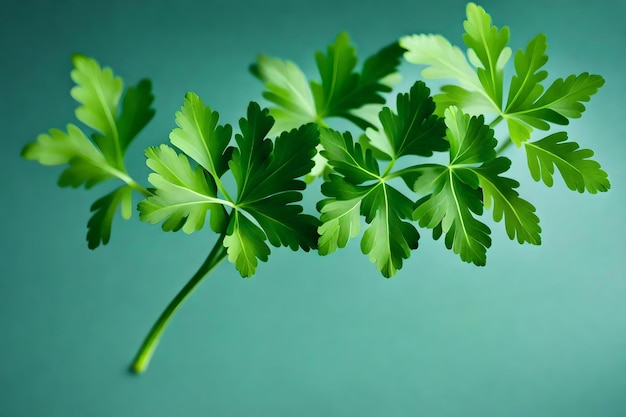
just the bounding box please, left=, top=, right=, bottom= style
left=462, top=2, right=512, bottom=107
left=169, top=92, right=233, bottom=179
left=70, top=54, right=123, bottom=138
left=139, top=144, right=229, bottom=234
left=70, top=54, right=124, bottom=168
left=250, top=55, right=317, bottom=134
left=223, top=210, right=271, bottom=278
left=22, top=124, right=114, bottom=188
left=317, top=175, right=371, bottom=255
left=475, top=157, right=541, bottom=244
left=525, top=132, right=610, bottom=193
left=23, top=56, right=155, bottom=248
left=434, top=85, right=495, bottom=117
left=400, top=33, right=482, bottom=92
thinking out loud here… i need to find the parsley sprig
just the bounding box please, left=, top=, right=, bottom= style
left=21, top=2, right=610, bottom=373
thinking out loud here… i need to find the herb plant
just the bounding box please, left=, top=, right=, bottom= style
left=22, top=3, right=609, bottom=373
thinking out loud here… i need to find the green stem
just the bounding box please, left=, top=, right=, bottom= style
left=130, top=233, right=228, bottom=373
left=127, top=179, right=152, bottom=197
left=381, top=158, right=396, bottom=179
left=489, top=115, right=503, bottom=128
left=385, top=163, right=443, bottom=181
left=495, top=137, right=513, bottom=156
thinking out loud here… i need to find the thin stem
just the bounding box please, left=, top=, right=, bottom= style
left=381, top=158, right=396, bottom=179
left=127, top=178, right=152, bottom=197
left=130, top=233, right=228, bottom=373
left=215, top=180, right=234, bottom=205
left=489, top=115, right=503, bottom=128
left=111, top=169, right=152, bottom=197
left=495, top=137, right=513, bottom=156
left=385, top=163, right=443, bottom=181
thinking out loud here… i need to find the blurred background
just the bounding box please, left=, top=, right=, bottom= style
left=1, top=0, right=625, bottom=416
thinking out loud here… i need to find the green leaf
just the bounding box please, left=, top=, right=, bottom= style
left=531, top=73, right=605, bottom=119
left=140, top=100, right=320, bottom=277
left=252, top=35, right=404, bottom=182
left=169, top=92, right=233, bottom=178
left=312, top=33, right=404, bottom=129
left=399, top=32, right=498, bottom=115
left=413, top=167, right=491, bottom=265
left=237, top=122, right=319, bottom=204
left=70, top=54, right=125, bottom=168
left=70, top=54, right=123, bottom=139
left=250, top=55, right=317, bottom=134
left=505, top=34, right=548, bottom=113
left=401, top=4, right=604, bottom=150
left=360, top=183, right=420, bottom=278
left=236, top=121, right=321, bottom=252
left=340, top=40, right=405, bottom=129
left=225, top=103, right=320, bottom=274
left=433, top=85, right=495, bottom=117
left=223, top=210, right=270, bottom=278
left=229, top=103, right=274, bottom=202
left=117, top=79, right=156, bottom=152
left=444, top=106, right=496, bottom=165
left=22, top=124, right=115, bottom=188
left=319, top=128, right=380, bottom=184
left=475, top=157, right=541, bottom=244
left=139, top=144, right=229, bottom=234
left=87, top=185, right=133, bottom=249
left=501, top=36, right=606, bottom=145
left=400, top=33, right=484, bottom=93
left=365, top=81, right=447, bottom=159
left=317, top=176, right=367, bottom=255
left=253, top=33, right=403, bottom=132
left=243, top=193, right=319, bottom=251
left=525, top=132, right=610, bottom=193
left=318, top=129, right=419, bottom=276
left=22, top=55, right=155, bottom=248
left=462, top=2, right=512, bottom=108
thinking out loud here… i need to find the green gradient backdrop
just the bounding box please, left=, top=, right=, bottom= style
left=1, top=0, right=625, bottom=416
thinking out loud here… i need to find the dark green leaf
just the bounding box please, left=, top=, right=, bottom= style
left=87, top=185, right=133, bottom=249
left=413, top=167, right=491, bottom=265
left=117, top=79, right=155, bottom=152
left=366, top=81, right=447, bottom=159
left=319, top=128, right=380, bottom=184
left=444, top=107, right=496, bottom=165
left=360, top=183, right=419, bottom=278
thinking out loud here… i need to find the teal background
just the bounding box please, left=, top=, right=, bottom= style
left=1, top=0, right=625, bottom=416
